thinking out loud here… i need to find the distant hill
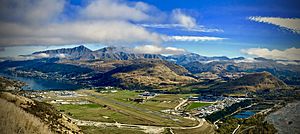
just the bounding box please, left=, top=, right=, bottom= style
left=181, top=60, right=300, bottom=85
left=211, top=72, right=289, bottom=93
left=88, top=59, right=197, bottom=89
left=164, top=53, right=233, bottom=64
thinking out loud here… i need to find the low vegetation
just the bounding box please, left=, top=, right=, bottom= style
left=0, top=98, right=52, bottom=134
left=217, top=115, right=277, bottom=134
left=88, top=59, right=197, bottom=89
left=80, top=126, right=146, bottom=134
left=57, top=103, right=128, bottom=123
left=71, top=90, right=198, bottom=127
left=173, top=121, right=215, bottom=134
left=211, top=72, right=289, bottom=94
left=114, top=64, right=197, bottom=89
left=0, top=92, right=81, bottom=134
left=0, top=77, right=25, bottom=91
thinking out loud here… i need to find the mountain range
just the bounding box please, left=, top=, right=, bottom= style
left=31, top=45, right=299, bottom=65
left=31, top=45, right=250, bottom=62
left=32, top=45, right=300, bottom=85
left=1, top=45, right=299, bottom=90
left=32, top=45, right=163, bottom=60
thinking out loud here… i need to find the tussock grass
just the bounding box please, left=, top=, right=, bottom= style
left=0, top=98, right=52, bottom=134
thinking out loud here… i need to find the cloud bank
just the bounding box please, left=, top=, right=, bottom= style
left=0, top=0, right=162, bottom=46
left=163, top=36, right=226, bottom=42
left=140, top=24, right=223, bottom=32
left=80, top=0, right=157, bottom=22
left=242, top=47, right=300, bottom=61
left=0, top=21, right=161, bottom=45
left=140, top=9, right=223, bottom=33
left=133, top=45, right=186, bottom=54
left=248, top=16, right=300, bottom=33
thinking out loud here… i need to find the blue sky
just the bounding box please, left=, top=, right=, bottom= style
left=0, top=0, right=299, bottom=59
left=138, top=0, right=300, bottom=57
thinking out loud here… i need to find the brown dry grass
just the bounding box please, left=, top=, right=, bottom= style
left=0, top=98, right=53, bottom=134
left=114, top=64, right=197, bottom=88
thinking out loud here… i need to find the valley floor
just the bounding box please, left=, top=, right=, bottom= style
left=24, top=89, right=215, bottom=134
left=14, top=87, right=296, bottom=134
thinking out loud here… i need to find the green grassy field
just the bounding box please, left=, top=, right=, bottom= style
left=80, top=90, right=196, bottom=112
left=70, top=90, right=198, bottom=127
left=80, top=126, right=147, bottom=134
left=137, top=93, right=196, bottom=111
left=186, top=102, right=213, bottom=110
left=56, top=103, right=131, bottom=123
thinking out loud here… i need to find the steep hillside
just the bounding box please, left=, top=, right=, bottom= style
left=0, top=77, right=25, bottom=91
left=0, top=92, right=82, bottom=134
left=212, top=72, right=289, bottom=92
left=0, top=98, right=52, bottom=134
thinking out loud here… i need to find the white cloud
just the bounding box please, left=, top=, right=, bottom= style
left=163, top=36, right=226, bottom=42
left=133, top=45, right=186, bottom=54
left=172, top=9, right=196, bottom=28
left=233, top=58, right=257, bottom=63
left=22, top=53, right=67, bottom=59
left=241, top=47, right=300, bottom=61
left=248, top=16, right=300, bottom=33
left=140, top=24, right=223, bottom=32
left=0, top=0, right=65, bottom=25
left=80, top=0, right=150, bottom=22
left=33, top=53, right=50, bottom=58
left=141, top=9, right=224, bottom=33
left=276, top=61, right=300, bottom=65
left=0, top=0, right=163, bottom=46
left=56, top=54, right=66, bottom=58
left=0, top=21, right=161, bottom=45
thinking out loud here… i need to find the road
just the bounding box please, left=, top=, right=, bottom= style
left=71, top=117, right=206, bottom=134
left=174, top=99, right=188, bottom=111
left=232, top=124, right=240, bottom=134
left=238, top=126, right=255, bottom=133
